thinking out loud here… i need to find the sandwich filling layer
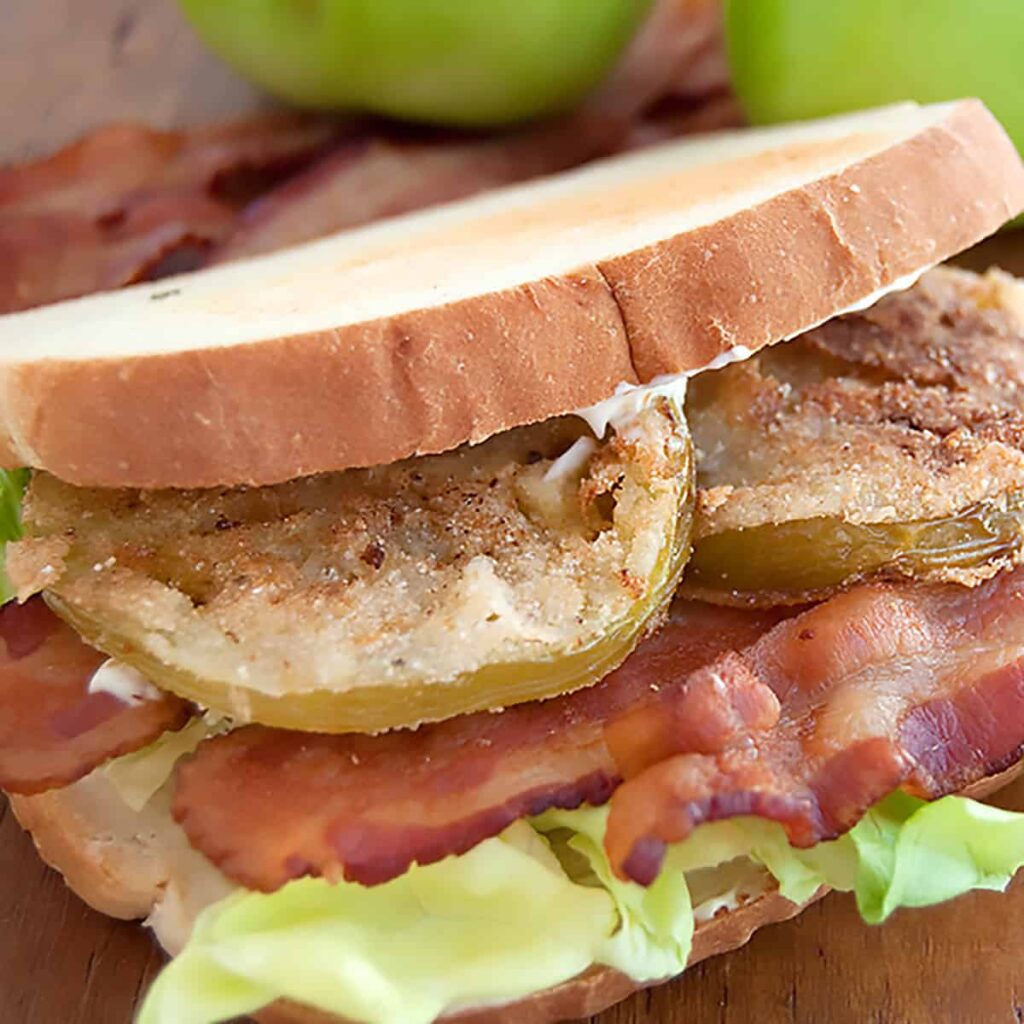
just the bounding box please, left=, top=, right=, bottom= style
left=686, top=267, right=1024, bottom=603
left=3, top=268, right=1024, bottom=1024
left=134, top=789, right=1024, bottom=1024
left=24, top=747, right=1024, bottom=1024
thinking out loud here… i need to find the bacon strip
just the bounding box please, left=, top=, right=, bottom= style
left=606, top=568, right=1024, bottom=884
left=0, top=114, right=338, bottom=312
left=0, top=599, right=190, bottom=795
left=176, top=569, right=1024, bottom=893
left=172, top=603, right=785, bottom=891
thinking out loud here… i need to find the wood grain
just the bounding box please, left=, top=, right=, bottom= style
left=4, top=2, right=1024, bottom=1022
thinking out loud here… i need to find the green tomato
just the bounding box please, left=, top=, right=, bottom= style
left=179, top=0, right=652, bottom=127
left=726, top=0, right=1024, bottom=158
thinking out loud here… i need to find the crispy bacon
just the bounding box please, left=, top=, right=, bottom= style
left=0, top=598, right=190, bottom=795
left=606, top=569, right=1024, bottom=884
left=619, top=0, right=739, bottom=149
left=176, top=570, right=1024, bottom=892
left=172, top=603, right=785, bottom=891
left=569, top=0, right=725, bottom=131
left=0, top=114, right=338, bottom=312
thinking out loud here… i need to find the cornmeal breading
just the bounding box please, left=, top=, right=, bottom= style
left=683, top=268, right=1024, bottom=604
left=10, top=404, right=691, bottom=732
left=689, top=267, right=1024, bottom=536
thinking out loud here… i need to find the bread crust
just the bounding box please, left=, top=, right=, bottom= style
left=9, top=759, right=1021, bottom=1024
left=10, top=777, right=163, bottom=920
left=2, top=101, right=1021, bottom=488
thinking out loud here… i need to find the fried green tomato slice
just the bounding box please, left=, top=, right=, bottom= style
left=684, top=267, right=1024, bottom=606
left=686, top=494, right=1024, bottom=602
left=9, top=401, right=693, bottom=733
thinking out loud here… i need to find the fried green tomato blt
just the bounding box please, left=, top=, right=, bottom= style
left=8, top=400, right=692, bottom=733
left=684, top=267, right=1024, bottom=606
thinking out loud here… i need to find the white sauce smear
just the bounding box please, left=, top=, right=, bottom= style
left=88, top=659, right=161, bottom=705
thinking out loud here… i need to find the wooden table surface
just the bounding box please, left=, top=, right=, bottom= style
left=4, top=3, right=1024, bottom=1022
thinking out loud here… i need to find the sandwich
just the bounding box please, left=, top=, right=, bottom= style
left=1, top=99, right=1024, bottom=1024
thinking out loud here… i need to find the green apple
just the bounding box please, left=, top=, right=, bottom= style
left=179, top=0, right=652, bottom=127
left=726, top=0, right=1024, bottom=159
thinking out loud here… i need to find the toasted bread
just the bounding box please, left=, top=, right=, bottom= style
left=1, top=101, right=1021, bottom=489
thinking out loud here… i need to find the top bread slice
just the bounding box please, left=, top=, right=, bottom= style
left=1, top=100, right=1022, bottom=488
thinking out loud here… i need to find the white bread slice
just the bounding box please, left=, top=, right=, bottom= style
left=1, top=100, right=1021, bottom=489
left=9, top=759, right=1022, bottom=1024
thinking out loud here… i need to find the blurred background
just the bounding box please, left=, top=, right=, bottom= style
left=6, top=1, right=1023, bottom=156
left=3, top=0, right=1022, bottom=319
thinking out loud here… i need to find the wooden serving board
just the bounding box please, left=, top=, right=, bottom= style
left=3, top=2, right=1024, bottom=1022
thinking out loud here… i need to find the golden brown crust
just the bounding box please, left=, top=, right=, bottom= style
left=689, top=267, right=1024, bottom=536
left=9, top=760, right=1021, bottom=1024
left=11, top=404, right=690, bottom=733
left=604, top=102, right=1024, bottom=381
left=679, top=266, right=1024, bottom=605
left=1, top=101, right=1021, bottom=488
left=9, top=777, right=183, bottom=920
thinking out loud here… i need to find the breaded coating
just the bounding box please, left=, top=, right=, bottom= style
left=689, top=267, right=1024, bottom=536
left=10, top=404, right=691, bottom=732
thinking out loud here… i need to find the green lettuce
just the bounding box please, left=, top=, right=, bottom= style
left=139, top=792, right=1024, bottom=1024
left=140, top=823, right=619, bottom=1024
left=104, top=717, right=226, bottom=812
left=847, top=790, right=1024, bottom=923
left=536, top=806, right=694, bottom=981
left=0, top=468, right=28, bottom=605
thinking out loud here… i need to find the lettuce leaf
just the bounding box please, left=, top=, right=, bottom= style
left=0, top=468, right=28, bottom=605
left=140, top=824, right=618, bottom=1024
left=104, top=717, right=225, bottom=812
left=139, top=792, right=1024, bottom=1024
left=848, top=790, right=1024, bottom=923
left=678, top=792, right=1024, bottom=921
left=536, top=806, right=693, bottom=981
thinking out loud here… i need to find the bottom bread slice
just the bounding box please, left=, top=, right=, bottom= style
left=9, top=760, right=1023, bottom=1024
